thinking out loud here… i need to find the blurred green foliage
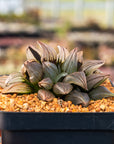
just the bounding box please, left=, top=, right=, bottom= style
left=55, top=21, right=72, bottom=38
left=0, top=9, right=40, bottom=24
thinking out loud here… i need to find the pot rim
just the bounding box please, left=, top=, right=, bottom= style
left=0, top=112, right=113, bottom=131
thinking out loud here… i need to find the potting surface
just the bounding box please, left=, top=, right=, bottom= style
left=0, top=80, right=114, bottom=112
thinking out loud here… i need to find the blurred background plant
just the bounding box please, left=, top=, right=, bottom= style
left=0, top=0, right=114, bottom=81
left=0, top=9, right=40, bottom=24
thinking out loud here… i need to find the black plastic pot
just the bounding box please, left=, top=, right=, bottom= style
left=0, top=112, right=114, bottom=144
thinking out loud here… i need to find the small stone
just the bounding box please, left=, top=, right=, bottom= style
left=23, top=103, right=29, bottom=109
left=100, top=104, right=106, bottom=111
left=109, top=105, right=114, bottom=112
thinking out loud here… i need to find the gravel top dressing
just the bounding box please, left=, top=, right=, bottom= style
left=0, top=80, right=113, bottom=112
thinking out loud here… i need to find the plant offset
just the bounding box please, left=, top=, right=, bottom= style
left=0, top=41, right=114, bottom=107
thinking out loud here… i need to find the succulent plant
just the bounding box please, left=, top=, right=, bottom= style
left=0, top=41, right=114, bottom=107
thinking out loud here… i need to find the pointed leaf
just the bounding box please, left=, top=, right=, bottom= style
left=37, top=41, right=57, bottom=62
left=5, top=72, right=25, bottom=86
left=38, top=77, right=53, bottom=90
left=42, top=61, right=59, bottom=82
left=26, top=45, right=41, bottom=62
left=87, top=73, right=109, bottom=90
left=62, top=48, right=78, bottom=74
left=81, top=60, right=104, bottom=75
left=53, top=82, right=73, bottom=95
left=65, top=90, right=90, bottom=107
left=89, top=86, right=114, bottom=100
left=20, top=64, right=28, bottom=80
left=57, top=64, right=62, bottom=73
left=93, top=69, right=103, bottom=74
left=57, top=45, right=69, bottom=63
left=2, top=82, right=32, bottom=94
left=77, top=50, right=83, bottom=69
left=0, top=75, right=8, bottom=88
left=109, top=78, right=114, bottom=87
left=24, top=60, right=43, bottom=84
left=63, top=72, right=87, bottom=90
left=38, top=89, right=55, bottom=102
left=55, top=72, right=68, bottom=83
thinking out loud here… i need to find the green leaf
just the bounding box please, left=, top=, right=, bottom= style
left=23, top=60, right=43, bottom=84
left=89, top=86, right=114, bottom=100
left=53, top=82, right=73, bottom=95
left=63, top=71, right=88, bottom=90
left=65, top=90, right=90, bottom=107
left=81, top=60, right=104, bottom=75
left=77, top=50, right=83, bottom=69
left=55, top=72, right=68, bottom=83
left=38, top=77, right=53, bottom=90
left=57, top=45, right=69, bottom=63
left=2, top=82, right=32, bottom=94
left=37, top=41, right=57, bottom=62
left=5, top=72, right=25, bottom=86
left=42, top=61, right=59, bottom=82
left=26, top=45, right=41, bottom=62
left=38, top=89, right=55, bottom=102
left=87, top=73, right=109, bottom=90
left=62, top=48, right=78, bottom=74
left=0, top=75, right=8, bottom=88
